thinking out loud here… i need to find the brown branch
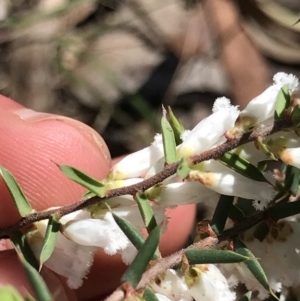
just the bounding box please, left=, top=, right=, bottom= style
left=0, top=118, right=291, bottom=238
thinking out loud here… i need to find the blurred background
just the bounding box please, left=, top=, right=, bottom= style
left=0, top=0, right=300, bottom=158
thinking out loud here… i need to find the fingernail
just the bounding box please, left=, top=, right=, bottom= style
left=13, top=108, right=50, bottom=121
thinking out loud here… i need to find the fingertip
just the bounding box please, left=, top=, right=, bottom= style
left=0, top=97, right=111, bottom=227
left=0, top=95, right=24, bottom=110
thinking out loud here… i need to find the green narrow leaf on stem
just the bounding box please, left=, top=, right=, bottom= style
left=0, top=166, right=32, bottom=216
left=274, top=85, right=290, bottom=120
left=185, top=249, right=249, bottom=265
left=59, top=165, right=107, bottom=197
left=239, top=291, right=252, bottom=301
left=269, top=200, right=300, bottom=221
left=211, top=195, right=234, bottom=235
left=177, top=157, right=191, bottom=179
left=12, top=234, right=52, bottom=301
left=10, top=231, right=39, bottom=271
left=112, top=212, right=145, bottom=250
left=219, top=152, right=268, bottom=183
left=143, top=287, right=160, bottom=301
left=291, top=105, right=300, bottom=127
left=0, top=286, right=24, bottom=301
left=39, top=214, right=61, bottom=270
left=19, top=254, right=53, bottom=301
left=161, top=107, right=177, bottom=164
left=112, top=212, right=160, bottom=259
left=136, top=193, right=157, bottom=233
left=283, top=165, right=300, bottom=196
left=121, top=226, right=160, bottom=288
left=168, top=106, right=185, bottom=145
left=234, top=239, right=274, bottom=297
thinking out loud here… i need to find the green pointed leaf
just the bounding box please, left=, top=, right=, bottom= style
left=185, top=249, right=249, bottom=265
left=284, top=165, right=300, bottom=196
left=59, top=165, right=107, bottom=197
left=0, top=286, right=24, bottom=301
left=136, top=193, right=157, bottom=233
left=112, top=212, right=145, bottom=250
left=143, top=287, right=160, bottom=301
left=121, top=226, right=160, bottom=288
left=177, top=157, right=191, bottom=179
left=291, top=105, right=300, bottom=127
left=219, top=151, right=268, bottom=183
left=10, top=231, right=39, bottom=271
left=274, top=85, right=290, bottom=120
left=12, top=238, right=52, bottom=301
left=19, top=254, right=53, bottom=301
left=235, top=239, right=272, bottom=294
left=161, top=107, right=177, bottom=164
left=211, top=195, right=234, bottom=235
left=168, top=106, right=185, bottom=145
left=270, top=200, right=300, bottom=221
left=112, top=212, right=160, bottom=259
left=39, top=214, right=61, bottom=269
left=0, top=166, right=32, bottom=216
left=239, top=291, right=252, bottom=301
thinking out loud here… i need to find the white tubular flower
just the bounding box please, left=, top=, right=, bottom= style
left=109, top=134, right=164, bottom=179
left=178, top=97, right=239, bottom=157
left=150, top=269, right=192, bottom=301
left=239, top=72, right=299, bottom=129
left=28, top=217, right=98, bottom=289
left=63, top=211, right=129, bottom=255
left=149, top=181, right=219, bottom=207
left=185, top=264, right=236, bottom=301
left=189, top=160, right=275, bottom=209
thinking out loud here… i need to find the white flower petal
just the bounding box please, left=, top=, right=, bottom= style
left=178, top=103, right=239, bottom=157
left=190, top=160, right=275, bottom=204
left=109, top=135, right=164, bottom=179
left=154, top=181, right=219, bottom=207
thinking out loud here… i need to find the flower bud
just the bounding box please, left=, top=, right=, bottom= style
left=239, top=72, right=299, bottom=129
left=109, top=134, right=164, bottom=179
left=178, top=98, right=239, bottom=158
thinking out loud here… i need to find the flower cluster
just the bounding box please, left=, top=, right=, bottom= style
left=25, top=72, right=300, bottom=300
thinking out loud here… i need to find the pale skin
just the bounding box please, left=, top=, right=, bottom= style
left=0, top=96, right=196, bottom=301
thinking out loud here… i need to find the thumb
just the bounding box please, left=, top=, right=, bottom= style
left=0, top=95, right=111, bottom=227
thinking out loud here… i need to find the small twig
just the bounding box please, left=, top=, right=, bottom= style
left=105, top=208, right=268, bottom=301
left=0, top=118, right=291, bottom=238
